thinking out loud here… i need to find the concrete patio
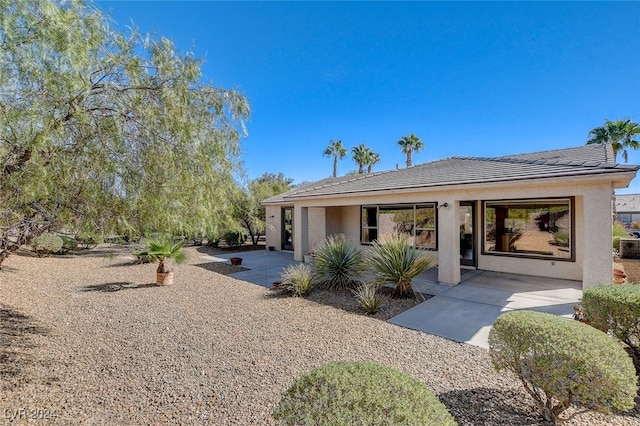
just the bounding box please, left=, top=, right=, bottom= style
left=391, top=268, right=582, bottom=348
left=199, top=250, right=583, bottom=349
left=198, top=249, right=295, bottom=288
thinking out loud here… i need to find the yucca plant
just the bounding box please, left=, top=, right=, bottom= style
left=368, top=233, right=435, bottom=297
left=279, top=263, right=314, bottom=297
left=313, top=234, right=365, bottom=290
left=353, top=282, right=387, bottom=315
left=142, top=233, right=187, bottom=285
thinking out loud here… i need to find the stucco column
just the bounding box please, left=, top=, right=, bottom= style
left=293, top=205, right=309, bottom=262
left=265, top=206, right=280, bottom=250
left=308, top=207, right=327, bottom=252
left=437, top=199, right=461, bottom=285
left=582, top=187, right=613, bottom=289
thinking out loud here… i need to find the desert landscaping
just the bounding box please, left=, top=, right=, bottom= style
left=1, top=246, right=639, bottom=425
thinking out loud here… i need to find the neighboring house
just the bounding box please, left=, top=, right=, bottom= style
left=615, top=194, right=640, bottom=230
left=262, top=144, right=638, bottom=290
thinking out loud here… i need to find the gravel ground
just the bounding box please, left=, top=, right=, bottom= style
left=1, top=246, right=639, bottom=425
left=619, top=259, right=640, bottom=284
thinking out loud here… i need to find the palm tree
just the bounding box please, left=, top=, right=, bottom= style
left=587, top=119, right=640, bottom=162
left=586, top=118, right=640, bottom=222
left=323, top=139, right=347, bottom=178
left=366, top=152, right=381, bottom=173
left=352, top=144, right=372, bottom=174
left=139, top=233, right=187, bottom=285
left=397, top=133, right=424, bottom=167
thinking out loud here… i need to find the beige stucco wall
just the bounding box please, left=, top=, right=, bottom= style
left=264, top=173, right=631, bottom=289
left=581, top=186, right=614, bottom=288
left=308, top=207, right=326, bottom=253
left=265, top=205, right=281, bottom=250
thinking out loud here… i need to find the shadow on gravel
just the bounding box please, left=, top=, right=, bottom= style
left=439, top=387, right=549, bottom=425
left=82, top=282, right=157, bottom=292
left=104, top=260, right=145, bottom=268
left=262, top=288, right=421, bottom=322
left=441, top=386, right=640, bottom=423
left=195, top=262, right=249, bottom=275
left=0, top=305, right=48, bottom=382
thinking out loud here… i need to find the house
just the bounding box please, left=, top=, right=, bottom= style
left=615, top=194, right=640, bottom=228
left=262, top=144, right=638, bottom=290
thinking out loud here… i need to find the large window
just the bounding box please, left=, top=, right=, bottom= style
left=484, top=198, right=573, bottom=260
left=361, top=204, right=436, bottom=249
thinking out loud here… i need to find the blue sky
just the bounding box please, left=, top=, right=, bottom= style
left=96, top=1, right=640, bottom=193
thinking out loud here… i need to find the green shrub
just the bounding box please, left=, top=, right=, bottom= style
left=613, top=221, right=630, bottom=251
left=279, top=263, right=314, bottom=297
left=614, top=236, right=622, bottom=251
left=31, top=233, right=64, bottom=255
left=367, top=233, right=435, bottom=296
left=552, top=232, right=569, bottom=247
left=207, top=236, right=221, bottom=247
left=352, top=282, right=387, bottom=315
left=59, top=235, right=78, bottom=251
left=272, top=361, right=457, bottom=425
left=583, top=284, right=640, bottom=366
left=313, top=234, right=365, bottom=290
left=614, top=221, right=630, bottom=237
left=223, top=231, right=246, bottom=247
left=75, top=232, right=101, bottom=249
left=489, top=310, right=637, bottom=424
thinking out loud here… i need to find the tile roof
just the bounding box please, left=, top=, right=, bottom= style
left=616, top=194, right=640, bottom=213
left=264, top=144, right=638, bottom=204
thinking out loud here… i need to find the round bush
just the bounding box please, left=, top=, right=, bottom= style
left=489, top=310, right=637, bottom=424
left=31, top=233, right=64, bottom=255
left=223, top=231, right=246, bottom=247
left=272, top=360, right=457, bottom=425
left=583, top=284, right=640, bottom=362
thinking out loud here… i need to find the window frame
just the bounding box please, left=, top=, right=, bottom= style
left=360, top=203, right=437, bottom=250
left=482, top=197, right=575, bottom=262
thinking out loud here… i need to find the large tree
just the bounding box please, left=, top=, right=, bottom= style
left=0, top=0, right=249, bottom=265
left=323, top=139, right=347, bottom=178
left=587, top=119, right=640, bottom=162
left=397, top=133, right=424, bottom=167
left=231, top=173, right=293, bottom=246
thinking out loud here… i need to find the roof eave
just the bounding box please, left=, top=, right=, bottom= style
left=270, top=169, right=639, bottom=203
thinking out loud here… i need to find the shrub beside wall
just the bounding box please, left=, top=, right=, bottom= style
left=272, top=361, right=457, bottom=425
left=583, top=284, right=640, bottom=367
left=489, top=310, right=636, bottom=425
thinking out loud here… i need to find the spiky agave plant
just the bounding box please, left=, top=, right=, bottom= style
left=313, top=234, right=365, bottom=290
left=368, top=233, right=435, bottom=297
